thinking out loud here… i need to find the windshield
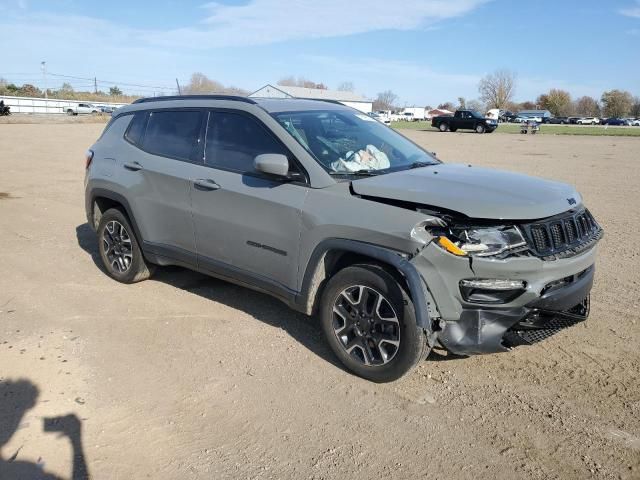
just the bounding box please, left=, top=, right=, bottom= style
left=470, top=111, right=484, bottom=119
left=273, top=110, right=438, bottom=174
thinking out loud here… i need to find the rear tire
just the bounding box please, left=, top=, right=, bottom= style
left=97, top=208, right=154, bottom=283
left=439, top=123, right=449, bottom=132
left=320, top=264, right=429, bottom=382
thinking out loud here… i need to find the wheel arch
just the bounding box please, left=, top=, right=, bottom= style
left=88, top=188, right=145, bottom=247
left=296, top=239, right=433, bottom=333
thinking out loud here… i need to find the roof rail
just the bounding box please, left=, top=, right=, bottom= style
left=312, top=99, right=346, bottom=106
left=132, top=95, right=257, bottom=105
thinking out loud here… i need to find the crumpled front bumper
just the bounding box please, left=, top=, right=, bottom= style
left=411, top=241, right=598, bottom=356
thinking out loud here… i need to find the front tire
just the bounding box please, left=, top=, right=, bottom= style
left=439, top=123, right=449, bottom=132
left=320, top=265, right=429, bottom=382
left=475, top=124, right=485, bottom=134
left=97, top=208, right=154, bottom=283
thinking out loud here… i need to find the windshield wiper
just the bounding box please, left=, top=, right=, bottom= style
left=408, top=161, right=435, bottom=169
left=329, top=169, right=380, bottom=176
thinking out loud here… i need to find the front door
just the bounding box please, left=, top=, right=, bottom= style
left=190, top=110, right=308, bottom=293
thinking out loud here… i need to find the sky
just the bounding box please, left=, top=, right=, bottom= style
left=0, top=0, right=638, bottom=106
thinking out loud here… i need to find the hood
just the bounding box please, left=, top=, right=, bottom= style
left=351, top=163, right=581, bottom=220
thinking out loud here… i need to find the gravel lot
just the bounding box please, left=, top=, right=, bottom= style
left=0, top=124, right=638, bottom=480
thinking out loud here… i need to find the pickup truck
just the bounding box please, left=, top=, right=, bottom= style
left=64, top=103, right=99, bottom=115
left=431, top=110, right=497, bottom=133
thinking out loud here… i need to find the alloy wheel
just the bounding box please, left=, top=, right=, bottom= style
left=102, top=220, right=133, bottom=273
left=332, top=285, right=400, bottom=366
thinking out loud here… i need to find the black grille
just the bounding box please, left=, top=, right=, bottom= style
left=523, top=209, right=602, bottom=259
left=503, top=297, right=590, bottom=347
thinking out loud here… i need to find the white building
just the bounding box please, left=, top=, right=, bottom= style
left=249, top=84, right=372, bottom=113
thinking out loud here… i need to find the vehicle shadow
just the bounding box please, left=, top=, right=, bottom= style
left=0, top=379, right=90, bottom=479
left=75, top=223, right=345, bottom=373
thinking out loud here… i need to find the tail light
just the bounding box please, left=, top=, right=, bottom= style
left=85, top=149, right=94, bottom=169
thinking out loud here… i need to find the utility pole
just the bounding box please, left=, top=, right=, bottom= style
left=176, top=78, right=182, bottom=95
left=94, top=77, right=98, bottom=94
left=41, top=61, right=47, bottom=99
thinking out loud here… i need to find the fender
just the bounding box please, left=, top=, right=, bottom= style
left=296, top=239, right=434, bottom=334
left=87, top=187, right=145, bottom=249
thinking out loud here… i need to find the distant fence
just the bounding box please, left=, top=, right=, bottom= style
left=0, top=95, right=129, bottom=114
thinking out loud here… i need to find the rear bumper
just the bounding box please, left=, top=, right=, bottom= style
left=437, top=265, right=594, bottom=355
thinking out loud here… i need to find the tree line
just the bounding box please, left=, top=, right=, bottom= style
left=372, top=69, right=640, bottom=118
left=2, top=70, right=638, bottom=118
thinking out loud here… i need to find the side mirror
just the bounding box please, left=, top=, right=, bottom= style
left=254, top=153, right=290, bottom=178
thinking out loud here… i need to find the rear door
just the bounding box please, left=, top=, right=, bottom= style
left=190, top=110, right=308, bottom=292
left=118, top=109, right=205, bottom=263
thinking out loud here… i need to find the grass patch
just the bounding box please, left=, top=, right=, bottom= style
left=392, top=121, right=640, bottom=136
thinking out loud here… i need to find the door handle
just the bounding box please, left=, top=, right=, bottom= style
left=193, top=179, right=220, bottom=191
left=123, top=161, right=143, bottom=171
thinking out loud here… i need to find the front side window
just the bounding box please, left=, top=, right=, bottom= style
left=205, top=111, right=288, bottom=173
left=142, top=110, right=203, bottom=161
left=273, top=110, right=438, bottom=175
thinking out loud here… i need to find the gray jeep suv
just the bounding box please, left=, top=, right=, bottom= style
left=84, top=95, right=602, bottom=382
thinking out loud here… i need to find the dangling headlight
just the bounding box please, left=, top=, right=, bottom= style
left=435, top=226, right=527, bottom=257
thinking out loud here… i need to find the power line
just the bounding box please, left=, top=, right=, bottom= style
left=2, top=71, right=175, bottom=91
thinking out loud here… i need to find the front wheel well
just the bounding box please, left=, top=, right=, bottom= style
left=305, top=249, right=411, bottom=316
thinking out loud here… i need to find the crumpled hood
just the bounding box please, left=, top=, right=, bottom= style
left=351, top=163, right=582, bottom=220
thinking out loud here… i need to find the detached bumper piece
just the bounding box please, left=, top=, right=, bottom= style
left=502, top=297, right=589, bottom=347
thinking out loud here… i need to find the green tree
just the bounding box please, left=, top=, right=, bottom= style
left=601, top=90, right=633, bottom=118
left=109, top=86, right=122, bottom=96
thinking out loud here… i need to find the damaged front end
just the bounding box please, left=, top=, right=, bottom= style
left=408, top=206, right=603, bottom=356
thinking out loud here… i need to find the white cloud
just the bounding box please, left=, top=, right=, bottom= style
left=619, top=0, right=640, bottom=18
left=141, top=0, right=490, bottom=48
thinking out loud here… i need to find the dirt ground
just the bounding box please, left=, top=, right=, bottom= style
left=0, top=124, right=638, bottom=480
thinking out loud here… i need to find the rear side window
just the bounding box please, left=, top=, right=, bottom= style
left=124, top=112, right=147, bottom=146
left=142, top=110, right=203, bottom=161
left=205, top=111, right=287, bottom=172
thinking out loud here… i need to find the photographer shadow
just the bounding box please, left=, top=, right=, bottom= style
left=0, top=379, right=89, bottom=480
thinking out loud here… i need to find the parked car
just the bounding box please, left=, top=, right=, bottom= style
left=631, top=119, right=640, bottom=126
left=547, top=117, right=569, bottom=124
left=576, top=117, right=600, bottom=125
left=500, top=111, right=517, bottom=123
left=602, top=118, right=627, bottom=126
left=517, top=110, right=552, bottom=123
left=431, top=109, right=498, bottom=133
left=568, top=117, right=582, bottom=124
left=65, top=103, right=99, bottom=115
left=85, top=95, right=602, bottom=382
left=369, top=112, right=391, bottom=125
left=98, top=105, right=115, bottom=114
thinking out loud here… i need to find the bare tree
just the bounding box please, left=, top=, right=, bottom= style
left=601, top=89, right=633, bottom=118
left=337, top=81, right=354, bottom=92
left=457, top=97, right=466, bottom=109
left=437, top=102, right=455, bottom=111
left=372, top=90, right=398, bottom=111
left=478, top=69, right=517, bottom=109
left=277, top=76, right=327, bottom=89
left=466, top=99, right=485, bottom=112
left=631, top=96, right=640, bottom=118
left=184, top=72, right=224, bottom=94
left=574, top=96, right=600, bottom=116
left=183, top=73, right=248, bottom=96
left=538, top=89, right=572, bottom=116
